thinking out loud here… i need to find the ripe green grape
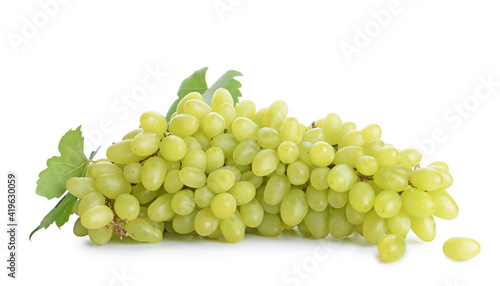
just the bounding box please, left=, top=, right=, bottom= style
left=177, top=92, right=203, bottom=114
left=66, top=177, right=97, bottom=199
left=330, top=122, right=356, bottom=145
left=378, top=234, right=406, bottom=262
left=205, top=146, right=226, bottom=173
left=429, top=166, right=453, bottom=190
left=387, top=210, right=411, bottom=238
left=410, top=215, right=436, bottom=242
left=428, top=190, right=459, bottom=220
left=443, top=237, right=480, bottom=261
left=220, top=210, right=246, bottom=243
left=123, top=162, right=142, bottom=184
left=125, top=218, right=161, bottom=243
left=263, top=175, right=291, bottom=206
left=228, top=181, right=256, bottom=206
left=218, top=103, right=237, bottom=128
left=211, top=88, right=234, bottom=112
left=410, top=167, right=443, bottom=191
left=286, top=160, right=310, bottom=185
left=306, top=185, right=328, bottom=211
left=141, top=157, right=168, bottom=191
left=122, top=128, right=144, bottom=140
left=183, top=99, right=212, bottom=122
left=114, top=193, right=140, bottom=221
left=338, top=130, right=365, bottom=149
left=240, top=198, right=264, bottom=227
left=232, top=117, right=259, bottom=142
left=203, top=112, right=227, bottom=138
left=169, top=114, right=199, bottom=137
left=280, top=189, right=308, bottom=226
left=323, top=113, right=343, bottom=145
left=363, top=210, right=387, bottom=244
left=131, top=131, right=161, bottom=156
left=345, top=202, right=367, bottom=225
left=171, top=189, right=196, bottom=215
left=349, top=182, right=375, bottom=213
left=163, top=169, right=184, bottom=194
left=374, top=190, right=402, bottom=218
left=194, top=186, right=215, bottom=208
left=277, top=141, right=299, bottom=164
left=81, top=205, right=114, bottom=230
left=327, top=188, right=348, bottom=208
left=211, top=133, right=239, bottom=158
left=106, top=140, right=147, bottom=164
left=327, top=164, right=357, bottom=192
left=333, top=146, right=364, bottom=168
left=181, top=149, right=207, bottom=172
left=428, top=161, right=449, bottom=171
left=132, top=183, right=158, bottom=205
left=257, top=127, right=281, bottom=149
left=73, top=218, right=88, bottom=237
left=211, top=192, right=237, bottom=219
left=373, top=166, right=409, bottom=192
left=304, top=209, right=329, bottom=239
left=373, top=146, right=400, bottom=168
left=309, top=167, right=329, bottom=191
left=207, top=168, right=235, bottom=193
left=78, top=191, right=105, bottom=216
left=95, top=174, right=131, bottom=199
left=355, top=155, right=379, bottom=176
left=280, top=117, right=303, bottom=145
left=194, top=207, right=219, bottom=236
left=160, top=135, right=187, bottom=161
left=303, top=128, right=325, bottom=144
left=262, top=100, right=288, bottom=130
left=235, top=99, right=256, bottom=120
left=329, top=207, right=352, bottom=238
left=233, top=140, right=261, bottom=165
left=401, top=188, right=435, bottom=218
left=252, top=149, right=280, bottom=177
left=256, top=213, right=283, bottom=237
left=172, top=210, right=198, bottom=234
left=140, top=111, right=168, bottom=134
left=88, top=162, right=123, bottom=179
left=147, top=193, right=175, bottom=222
left=178, top=167, right=206, bottom=188
left=398, top=148, right=422, bottom=168
left=361, top=124, right=382, bottom=142
left=364, top=139, right=385, bottom=156
left=309, top=141, right=335, bottom=167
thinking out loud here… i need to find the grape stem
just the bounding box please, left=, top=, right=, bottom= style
left=106, top=216, right=129, bottom=240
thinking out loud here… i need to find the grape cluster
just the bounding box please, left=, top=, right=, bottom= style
left=68, top=88, right=460, bottom=262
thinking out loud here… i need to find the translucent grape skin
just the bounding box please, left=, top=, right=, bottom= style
left=114, top=193, right=140, bottom=221
left=443, top=237, right=480, bottom=261
left=81, top=205, right=114, bottom=229
left=211, top=193, right=237, bottom=219
left=378, top=234, right=406, bottom=262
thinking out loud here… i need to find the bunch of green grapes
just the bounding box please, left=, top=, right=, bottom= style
left=66, top=88, right=479, bottom=262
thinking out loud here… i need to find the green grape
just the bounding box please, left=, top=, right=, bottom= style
left=123, top=162, right=142, bottom=184
left=263, top=174, right=290, bottom=205
left=398, top=148, right=422, bottom=168
left=88, top=162, right=123, bottom=178
left=241, top=171, right=264, bottom=189
left=428, top=161, right=449, bottom=171
left=114, top=193, right=140, bottom=221
left=277, top=141, right=299, bottom=164
left=280, top=189, right=308, bottom=226
left=232, top=117, right=259, bottom=142
left=304, top=209, right=329, bottom=239
left=177, top=92, right=203, bottom=113
left=132, top=183, right=158, bottom=204
left=309, top=167, right=329, bottom=191
left=428, top=190, right=459, bottom=220
left=355, top=155, right=379, bottom=176
left=353, top=224, right=363, bottom=236
left=349, top=182, right=375, bottom=213
left=178, top=167, right=206, bottom=189
left=232, top=140, right=261, bottom=166
left=73, top=199, right=80, bottom=214
left=363, top=210, right=388, bottom=244
left=373, top=190, right=402, bottom=218
left=286, top=160, right=310, bottom=185
left=363, top=139, right=385, bottom=156
left=122, top=128, right=144, bottom=140
left=361, top=124, right=382, bottom=142
left=181, top=149, right=207, bottom=172
left=298, top=141, right=314, bottom=166
left=323, top=113, right=343, bottom=145
left=378, top=234, right=406, bottom=262
left=169, top=114, right=199, bottom=138
left=256, top=127, right=281, bottom=149
left=373, top=166, right=409, bottom=192
left=252, top=149, right=280, bottom=177
left=137, top=207, right=165, bottom=232
left=429, top=166, right=453, bottom=190
left=147, top=228, right=163, bottom=244
left=330, top=122, right=356, bottom=145
left=88, top=226, right=113, bottom=246
left=192, top=131, right=211, bottom=151
left=220, top=210, right=246, bottom=243
left=160, top=135, right=187, bottom=161
left=345, top=202, right=367, bottom=225
left=373, top=146, right=400, bottom=168
left=141, top=157, right=168, bottom=191
left=257, top=213, right=283, bottom=237
left=297, top=220, right=312, bottom=236
left=410, top=167, right=444, bottom=191
left=275, top=163, right=286, bottom=175
left=218, top=103, right=237, bottom=128
left=211, top=133, right=239, bottom=158
left=306, top=185, right=329, bottom=213
left=443, top=237, right=480, bottom=261
left=131, top=131, right=161, bottom=156
left=81, top=205, right=114, bottom=229
left=333, top=146, right=364, bottom=168
left=194, top=207, right=220, bottom=236
left=256, top=186, right=280, bottom=214
left=211, top=192, right=237, bottom=219
left=207, top=168, right=235, bottom=193
left=401, top=188, right=435, bottom=218
left=182, top=136, right=202, bottom=152
left=66, top=177, right=97, bottom=199
left=228, top=181, right=256, bottom=206
left=210, top=88, right=234, bottom=112
left=171, top=189, right=196, bottom=215
left=106, top=140, right=147, bottom=164
left=183, top=99, right=212, bottom=122
left=95, top=174, right=131, bottom=199
left=172, top=210, right=198, bottom=234
left=207, top=226, right=222, bottom=239
left=252, top=107, right=267, bottom=126
left=205, top=146, right=226, bottom=173
left=387, top=210, right=411, bottom=238
left=235, top=99, right=256, bottom=120
left=203, top=112, right=227, bottom=138
left=140, top=111, right=168, bottom=134
left=338, top=130, right=365, bottom=149
left=194, top=186, right=214, bottom=208
left=73, top=217, right=88, bottom=237
left=125, top=218, right=159, bottom=242
left=327, top=188, right=349, bottom=208
left=78, top=191, right=105, bottom=216
left=163, top=169, right=184, bottom=194
left=221, top=165, right=242, bottom=182
left=309, top=141, right=335, bottom=167
left=280, top=117, right=303, bottom=145
left=262, top=99, right=288, bottom=130
left=327, top=164, right=357, bottom=192
left=304, top=128, right=326, bottom=145
left=240, top=198, right=264, bottom=227
left=411, top=215, right=436, bottom=242
left=147, top=193, right=175, bottom=222
left=165, top=159, right=181, bottom=171
left=329, top=207, right=353, bottom=238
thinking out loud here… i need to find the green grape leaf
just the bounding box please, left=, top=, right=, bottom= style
left=35, top=126, right=89, bottom=199
left=165, top=68, right=243, bottom=122
left=29, top=193, right=77, bottom=240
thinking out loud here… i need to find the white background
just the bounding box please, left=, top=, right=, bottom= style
left=1, top=1, right=499, bottom=286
